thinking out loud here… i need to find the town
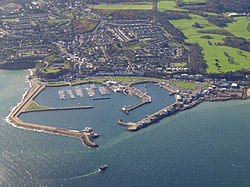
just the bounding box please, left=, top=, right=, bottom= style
left=1, top=0, right=250, bottom=142
left=0, top=0, right=189, bottom=80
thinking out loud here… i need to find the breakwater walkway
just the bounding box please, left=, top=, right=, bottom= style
left=23, top=106, right=93, bottom=113
left=8, top=79, right=99, bottom=148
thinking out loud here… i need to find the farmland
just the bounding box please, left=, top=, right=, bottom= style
left=170, top=14, right=250, bottom=73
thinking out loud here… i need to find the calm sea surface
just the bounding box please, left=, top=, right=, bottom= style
left=1, top=70, right=250, bottom=187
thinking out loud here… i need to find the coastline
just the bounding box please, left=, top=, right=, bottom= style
left=5, top=72, right=247, bottom=147
left=5, top=69, right=32, bottom=126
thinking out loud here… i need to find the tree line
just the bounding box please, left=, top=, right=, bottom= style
left=187, top=43, right=207, bottom=74
left=177, top=0, right=249, bottom=13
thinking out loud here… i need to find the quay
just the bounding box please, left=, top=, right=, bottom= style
left=118, top=102, right=179, bottom=131
left=122, top=86, right=151, bottom=114
left=8, top=78, right=99, bottom=148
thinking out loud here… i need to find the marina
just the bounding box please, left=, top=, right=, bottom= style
left=57, top=85, right=111, bottom=100
left=75, top=86, right=84, bottom=98
left=67, top=89, right=75, bottom=99
left=58, top=90, right=66, bottom=100
left=98, top=86, right=110, bottom=95
left=86, top=88, right=95, bottom=98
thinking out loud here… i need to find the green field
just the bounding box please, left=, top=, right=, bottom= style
left=171, top=80, right=198, bottom=89
left=101, top=76, right=162, bottom=83
left=158, top=1, right=183, bottom=11
left=93, top=2, right=152, bottom=10
left=93, top=0, right=186, bottom=11
left=171, top=14, right=250, bottom=73
left=224, top=17, right=250, bottom=39
left=2, top=18, right=19, bottom=22
left=26, top=101, right=49, bottom=111
left=48, top=18, right=70, bottom=24
left=93, top=0, right=208, bottom=11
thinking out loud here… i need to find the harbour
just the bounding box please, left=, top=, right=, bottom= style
left=2, top=71, right=250, bottom=186
left=9, top=76, right=246, bottom=145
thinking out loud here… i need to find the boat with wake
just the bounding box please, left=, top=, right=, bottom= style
left=99, top=164, right=108, bottom=171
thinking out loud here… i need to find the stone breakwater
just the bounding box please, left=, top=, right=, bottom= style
left=7, top=78, right=99, bottom=148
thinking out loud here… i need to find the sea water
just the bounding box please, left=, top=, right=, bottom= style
left=1, top=70, right=250, bottom=187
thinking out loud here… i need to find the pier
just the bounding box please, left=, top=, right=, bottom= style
left=121, top=86, right=151, bottom=114
left=118, top=102, right=179, bottom=131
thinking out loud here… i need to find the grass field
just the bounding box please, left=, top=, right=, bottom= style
left=93, top=2, right=152, bottom=10
left=170, top=14, right=250, bottom=73
left=181, top=0, right=204, bottom=2
left=102, top=76, right=162, bottom=83
left=48, top=18, right=70, bottom=24
left=224, top=17, right=250, bottom=39
left=93, top=0, right=209, bottom=11
left=2, top=18, right=19, bottom=22
left=93, top=0, right=186, bottom=11
left=26, top=101, right=49, bottom=111
left=172, top=80, right=198, bottom=89
left=158, top=1, right=183, bottom=11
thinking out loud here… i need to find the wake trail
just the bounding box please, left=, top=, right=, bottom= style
left=67, top=169, right=101, bottom=180
left=42, top=169, right=101, bottom=182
